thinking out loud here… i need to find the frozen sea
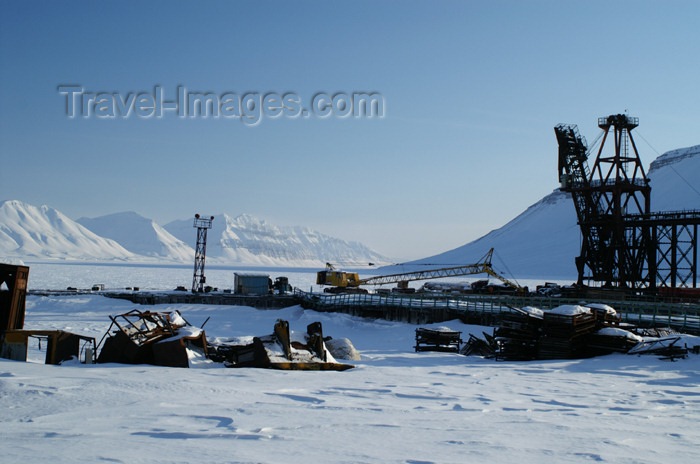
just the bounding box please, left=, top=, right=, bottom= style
left=24, top=262, right=573, bottom=293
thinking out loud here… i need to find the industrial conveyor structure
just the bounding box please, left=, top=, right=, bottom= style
left=555, top=114, right=700, bottom=291
left=317, top=248, right=524, bottom=293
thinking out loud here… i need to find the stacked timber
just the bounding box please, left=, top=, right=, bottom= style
left=494, top=308, right=542, bottom=360
left=585, top=327, right=643, bottom=355
left=538, top=306, right=597, bottom=359
left=466, top=303, right=699, bottom=362
left=414, top=327, right=462, bottom=352
left=492, top=305, right=630, bottom=360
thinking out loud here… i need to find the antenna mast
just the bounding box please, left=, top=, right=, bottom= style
left=192, top=214, right=214, bottom=293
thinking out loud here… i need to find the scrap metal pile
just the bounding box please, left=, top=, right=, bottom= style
left=96, top=309, right=354, bottom=370
left=208, top=320, right=353, bottom=370
left=2, top=261, right=354, bottom=370
left=462, top=304, right=700, bottom=361
left=97, top=309, right=208, bottom=367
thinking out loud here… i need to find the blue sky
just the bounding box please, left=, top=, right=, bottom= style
left=2, top=1, right=699, bottom=260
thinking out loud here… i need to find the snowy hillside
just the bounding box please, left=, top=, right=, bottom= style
left=648, top=144, right=700, bottom=211
left=77, top=212, right=193, bottom=262
left=408, top=144, right=700, bottom=280
left=0, top=200, right=136, bottom=262
left=165, top=213, right=389, bottom=267
left=404, top=190, right=581, bottom=279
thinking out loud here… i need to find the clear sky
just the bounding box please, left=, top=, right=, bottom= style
left=2, top=0, right=699, bottom=261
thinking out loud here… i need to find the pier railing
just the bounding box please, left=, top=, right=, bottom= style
left=296, top=290, right=700, bottom=332
left=44, top=287, right=700, bottom=333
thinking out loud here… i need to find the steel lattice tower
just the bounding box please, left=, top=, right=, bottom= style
left=590, top=114, right=651, bottom=288
left=556, top=114, right=700, bottom=291
left=192, top=214, right=214, bottom=293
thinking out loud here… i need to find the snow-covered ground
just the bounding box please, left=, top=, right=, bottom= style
left=2, top=292, right=700, bottom=463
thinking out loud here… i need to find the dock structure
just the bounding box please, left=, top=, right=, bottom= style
left=295, top=291, right=700, bottom=334
left=103, top=291, right=300, bottom=309
left=29, top=289, right=300, bottom=310
left=27, top=289, right=700, bottom=333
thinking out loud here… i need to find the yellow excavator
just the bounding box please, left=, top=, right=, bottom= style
left=316, top=248, right=525, bottom=294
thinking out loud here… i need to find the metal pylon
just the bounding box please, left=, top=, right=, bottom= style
left=192, top=214, right=214, bottom=293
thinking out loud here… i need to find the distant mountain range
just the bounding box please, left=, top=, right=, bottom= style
left=399, top=144, right=700, bottom=279
left=164, top=213, right=388, bottom=267
left=0, top=201, right=135, bottom=262
left=3, top=144, right=698, bottom=276
left=77, top=212, right=193, bottom=262
left=0, top=202, right=389, bottom=267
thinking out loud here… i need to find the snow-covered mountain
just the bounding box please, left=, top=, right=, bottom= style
left=0, top=200, right=389, bottom=266
left=646, top=144, right=700, bottom=211
left=406, top=144, right=700, bottom=279
left=0, top=200, right=136, bottom=262
left=164, top=213, right=389, bottom=267
left=76, top=212, right=194, bottom=262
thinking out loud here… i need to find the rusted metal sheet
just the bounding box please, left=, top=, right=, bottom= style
left=96, top=309, right=207, bottom=368
left=306, top=322, right=327, bottom=362
left=273, top=319, right=292, bottom=360
left=150, top=333, right=209, bottom=367
left=0, top=263, right=30, bottom=331
left=0, top=330, right=28, bottom=361
left=0, top=330, right=96, bottom=364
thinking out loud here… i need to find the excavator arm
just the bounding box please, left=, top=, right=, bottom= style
left=482, top=267, right=524, bottom=292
